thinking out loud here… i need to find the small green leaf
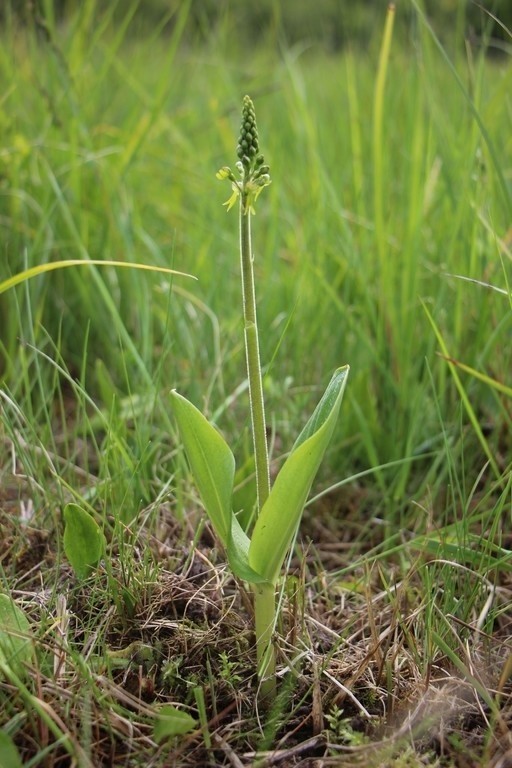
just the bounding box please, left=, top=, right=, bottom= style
left=63, top=503, right=106, bottom=579
left=0, top=594, right=34, bottom=677
left=171, top=391, right=235, bottom=547
left=249, top=366, right=349, bottom=585
left=0, top=731, right=23, bottom=768
left=154, top=705, right=197, bottom=742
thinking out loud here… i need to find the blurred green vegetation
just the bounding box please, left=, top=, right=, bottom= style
left=3, top=0, right=512, bottom=53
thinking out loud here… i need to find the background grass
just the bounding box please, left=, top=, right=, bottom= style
left=0, top=1, right=511, bottom=766
left=2, top=1, right=510, bottom=502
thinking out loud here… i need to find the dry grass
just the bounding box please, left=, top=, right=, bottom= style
left=1, top=486, right=511, bottom=768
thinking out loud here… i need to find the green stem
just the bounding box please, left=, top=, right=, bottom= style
left=253, top=581, right=277, bottom=702
left=239, top=186, right=276, bottom=703
left=239, top=194, right=271, bottom=513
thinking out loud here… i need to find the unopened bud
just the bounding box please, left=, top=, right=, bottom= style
left=238, top=95, right=259, bottom=170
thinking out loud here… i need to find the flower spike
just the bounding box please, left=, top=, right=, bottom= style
left=217, top=95, right=271, bottom=214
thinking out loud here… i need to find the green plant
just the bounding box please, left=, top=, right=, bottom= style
left=325, top=704, right=367, bottom=747
left=153, top=704, right=197, bottom=743
left=171, top=95, right=349, bottom=702
left=0, top=730, right=23, bottom=768
left=63, top=503, right=107, bottom=579
left=218, top=650, right=243, bottom=687
left=0, top=594, right=34, bottom=679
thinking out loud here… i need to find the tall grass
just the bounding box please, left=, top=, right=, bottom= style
left=0, top=0, right=509, bottom=560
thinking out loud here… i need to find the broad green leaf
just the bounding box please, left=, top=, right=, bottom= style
left=249, top=366, right=349, bottom=585
left=63, top=503, right=106, bottom=579
left=0, top=732, right=23, bottom=768
left=171, top=391, right=235, bottom=547
left=0, top=594, right=34, bottom=677
left=154, top=705, right=197, bottom=742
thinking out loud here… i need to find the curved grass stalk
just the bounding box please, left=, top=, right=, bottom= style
left=0, top=259, right=195, bottom=296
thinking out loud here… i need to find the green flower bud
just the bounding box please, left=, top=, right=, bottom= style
left=238, top=95, right=260, bottom=171
left=255, top=164, right=270, bottom=179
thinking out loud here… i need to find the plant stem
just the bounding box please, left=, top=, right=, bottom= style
left=239, top=195, right=271, bottom=513
left=253, top=581, right=277, bottom=702
left=239, top=186, right=276, bottom=702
